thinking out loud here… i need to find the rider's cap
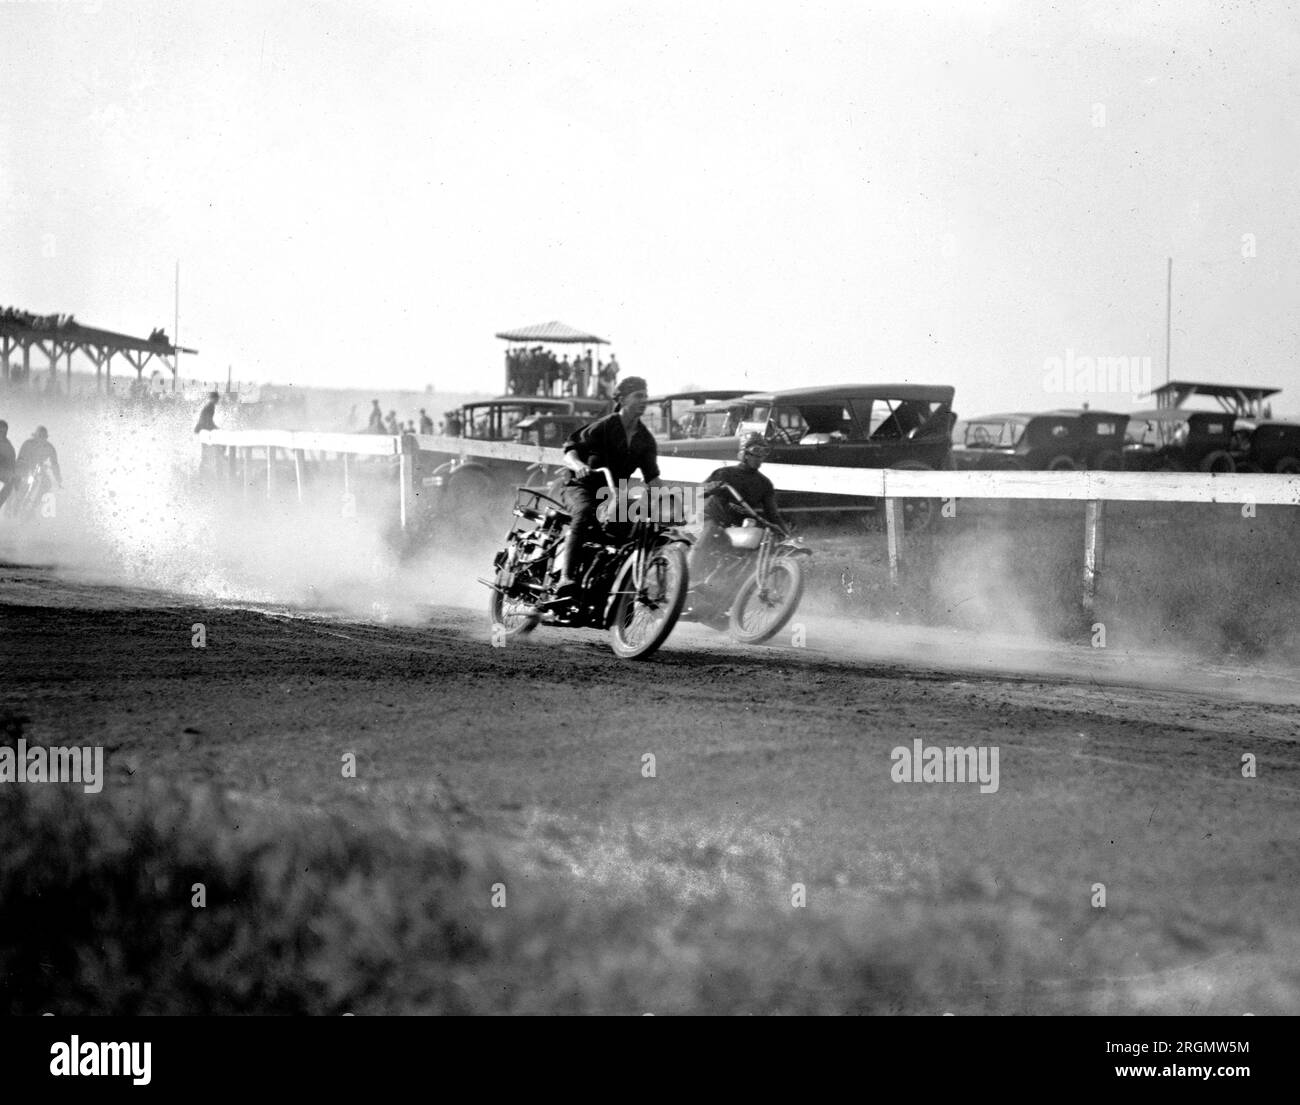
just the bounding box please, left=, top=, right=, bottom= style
left=738, top=431, right=770, bottom=457
left=615, top=375, right=648, bottom=399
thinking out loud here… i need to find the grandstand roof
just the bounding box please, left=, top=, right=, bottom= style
left=494, top=321, right=608, bottom=344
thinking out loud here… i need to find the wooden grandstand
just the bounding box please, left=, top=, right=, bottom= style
left=0, top=305, right=198, bottom=393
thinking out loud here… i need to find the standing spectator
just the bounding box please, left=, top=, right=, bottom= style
left=445, top=410, right=463, bottom=436
left=367, top=400, right=385, bottom=433
left=194, top=390, right=220, bottom=433
left=385, top=410, right=400, bottom=435
left=558, top=354, right=572, bottom=397
left=419, top=408, right=434, bottom=434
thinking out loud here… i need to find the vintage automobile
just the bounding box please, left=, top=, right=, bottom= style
left=1122, top=409, right=1237, bottom=472
left=643, top=390, right=752, bottom=440
left=950, top=409, right=1128, bottom=471
left=1231, top=420, right=1300, bottom=473
left=416, top=396, right=609, bottom=528
left=662, top=383, right=958, bottom=530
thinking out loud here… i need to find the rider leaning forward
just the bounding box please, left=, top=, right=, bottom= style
left=689, top=431, right=788, bottom=581
left=551, top=375, right=660, bottom=599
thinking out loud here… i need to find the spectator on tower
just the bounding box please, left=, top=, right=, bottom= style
left=367, top=400, right=385, bottom=433
left=419, top=408, right=434, bottom=434
left=385, top=410, right=400, bottom=435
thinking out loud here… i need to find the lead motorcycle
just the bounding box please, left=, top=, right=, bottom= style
left=485, top=468, right=693, bottom=659
left=683, top=485, right=812, bottom=644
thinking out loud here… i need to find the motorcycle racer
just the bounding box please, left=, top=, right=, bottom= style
left=17, top=426, right=63, bottom=488
left=0, top=421, right=15, bottom=511
left=550, top=375, right=661, bottom=600
left=690, top=431, right=787, bottom=582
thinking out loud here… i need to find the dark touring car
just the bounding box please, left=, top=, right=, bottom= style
left=951, top=409, right=1128, bottom=471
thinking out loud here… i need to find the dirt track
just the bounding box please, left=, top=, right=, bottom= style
left=3, top=556, right=1298, bottom=1013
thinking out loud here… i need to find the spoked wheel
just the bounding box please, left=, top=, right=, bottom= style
left=607, top=544, right=688, bottom=659
left=729, top=556, right=806, bottom=645
left=488, top=569, right=540, bottom=639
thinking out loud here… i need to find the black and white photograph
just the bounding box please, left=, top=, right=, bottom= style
left=1, top=0, right=1296, bottom=1050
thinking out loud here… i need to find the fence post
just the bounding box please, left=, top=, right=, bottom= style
left=884, top=498, right=901, bottom=585
left=1083, top=499, right=1105, bottom=612
left=398, top=441, right=410, bottom=529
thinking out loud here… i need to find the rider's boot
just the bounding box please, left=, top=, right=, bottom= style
left=541, top=526, right=583, bottom=605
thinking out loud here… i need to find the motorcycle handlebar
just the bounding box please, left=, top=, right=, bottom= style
left=718, top=483, right=790, bottom=538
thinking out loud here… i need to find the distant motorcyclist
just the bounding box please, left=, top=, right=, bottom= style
left=0, top=420, right=16, bottom=510
left=689, top=431, right=787, bottom=582
left=17, top=426, right=62, bottom=488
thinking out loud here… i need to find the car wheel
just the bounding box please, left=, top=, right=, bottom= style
left=887, top=460, right=938, bottom=533
left=1090, top=449, right=1125, bottom=471
left=1155, top=455, right=1188, bottom=472
left=1198, top=450, right=1236, bottom=473
left=1234, top=461, right=1263, bottom=474
left=1046, top=455, right=1077, bottom=471
left=1275, top=456, right=1300, bottom=474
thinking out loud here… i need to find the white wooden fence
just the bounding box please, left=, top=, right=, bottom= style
left=201, top=429, right=1300, bottom=608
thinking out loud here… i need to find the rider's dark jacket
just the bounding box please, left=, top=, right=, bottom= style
left=562, top=412, right=660, bottom=491
left=701, top=464, right=781, bottom=527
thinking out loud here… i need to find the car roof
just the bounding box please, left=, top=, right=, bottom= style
left=464, top=396, right=606, bottom=411
left=1127, top=408, right=1232, bottom=423
left=1042, top=408, right=1128, bottom=419
left=740, top=384, right=956, bottom=404
left=651, top=390, right=750, bottom=402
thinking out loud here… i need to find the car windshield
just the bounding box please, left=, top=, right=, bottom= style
left=1125, top=418, right=1185, bottom=449
left=679, top=405, right=743, bottom=438
left=461, top=403, right=548, bottom=440
left=954, top=419, right=1024, bottom=448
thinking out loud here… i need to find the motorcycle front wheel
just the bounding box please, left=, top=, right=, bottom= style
left=607, top=544, right=688, bottom=659
left=729, top=556, right=805, bottom=645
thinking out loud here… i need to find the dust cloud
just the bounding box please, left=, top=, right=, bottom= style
left=2, top=395, right=1297, bottom=690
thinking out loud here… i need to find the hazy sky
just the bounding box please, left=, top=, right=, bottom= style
left=2, top=0, right=1297, bottom=414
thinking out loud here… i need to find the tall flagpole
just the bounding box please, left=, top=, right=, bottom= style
left=173, top=260, right=180, bottom=392
left=1170, top=256, right=1180, bottom=384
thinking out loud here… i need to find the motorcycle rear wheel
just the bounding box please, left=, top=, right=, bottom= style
left=729, top=556, right=805, bottom=645
left=608, top=544, right=688, bottom=659
left=488, top=568, right=540, bottom=639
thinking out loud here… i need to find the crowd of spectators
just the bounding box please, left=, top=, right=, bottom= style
left=0, top=305, right=77, bottom=332
left=350, top=401, right=463, bottom=437
left=505, top=346, right=620, bottom=399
